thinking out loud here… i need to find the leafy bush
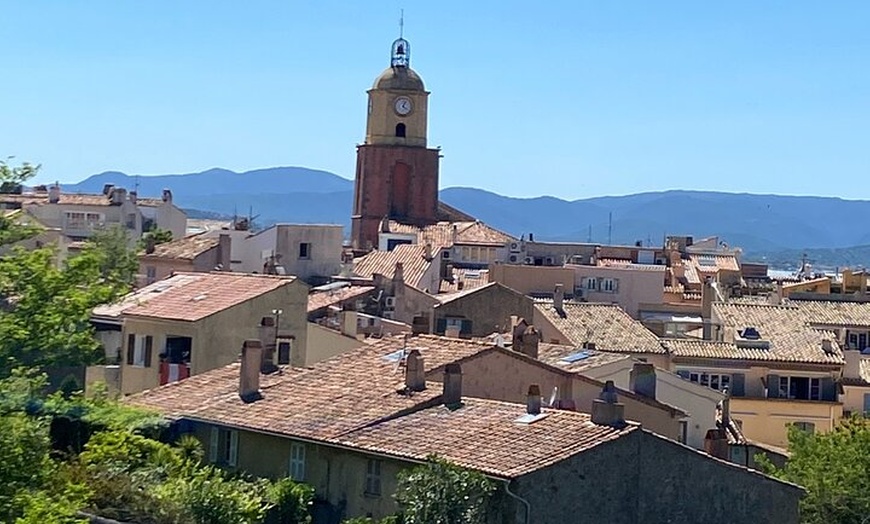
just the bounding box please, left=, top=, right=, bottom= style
left=265, top=477, right=315, bottom=524
left=395, top=456, right=495, bottom=524
left=151, top=466, right=270, bottom=524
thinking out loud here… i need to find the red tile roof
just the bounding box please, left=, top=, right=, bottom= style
left=352, top=244, right=435, bottom=291
left=307, top=286, right=375, bottom=313
left=140, top=233, right=220, bottom=261
left=388, top=220, right=514, bottom=247
left=93, top=272, right=296, bottom=322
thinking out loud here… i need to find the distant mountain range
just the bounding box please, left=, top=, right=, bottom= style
left=63, top=167, right=870, bottom=269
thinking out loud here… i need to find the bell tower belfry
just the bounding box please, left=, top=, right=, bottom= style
left=351, top=31, right=441, bottom=252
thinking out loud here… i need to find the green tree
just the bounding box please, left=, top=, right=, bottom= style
left=140, top=225, right=173, bottom=251
left=0, top=242, right=131, bottom=375
left=85, top=225, right=139, bottom=288
left=395, top=456, right=495, bottom=524
left=759, top=417, right=870, bottom=524
left=0, top=157, right=39, bottom=194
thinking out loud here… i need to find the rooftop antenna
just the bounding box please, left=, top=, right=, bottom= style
left=134, top=174, right=140, bottom=194
left=587, top=224, right=592, bottom=243
left=608, top=212, right=613, bottom=245
left=399, top=9, right=404, bottom=38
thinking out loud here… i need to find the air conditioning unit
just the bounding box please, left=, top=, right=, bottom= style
left=524, top=256, right=535, bottom=265
left=509, top=242, right=521, bottom=253
left=509, top=254, right=519, bottom=263
left=385, top=296, right=396, bottom=308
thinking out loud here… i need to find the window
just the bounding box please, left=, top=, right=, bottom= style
left=583, top=277, right=598, bottom=291
left=678, top=421, right=688, bottom=444
left=688, top=372, right=731, bottom=392
left=864, top=393, right=870, bottom=416
left=847, top=330, right=869, bottom=350
left=277, top=340, right=291, bottom=365
left=298, top=242, right=311, bottom=259
left=778, top=376, right=821, bottom=400
left=395, top=123, right=406, bottom=138
left=288, top=442, right=306, bottom=481
left=601, top=278, right=619, bottom=293
left=793, top=421, right=816, bottom=434
left=145, top=266, right=157, bottom=285
left=65, top=211, right=103, bottom=230
left=365, top=459, right=382, bottom=496
left=209, top=427, right=239, bottom=466
left=126, top=335, right=153, bottom=367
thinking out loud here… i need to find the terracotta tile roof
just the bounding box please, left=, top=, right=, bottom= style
left=140, top=233, right=219, bottom=261
left=535, top=301, right=666, bottom=354
left=690, top=254, right=740, bottom=273
left=439, top=268, right=490, bottom=293
left=672, top=302, right=847, bottom=364
left=129, top=336, right=493, bottom=439
left=307, top=285, right=375, bottom=313
left=435, top=282, right=498, bottom=305
left=129, top=334, right=640, bottom=478
left=387, top=220, right=515, bottom=247
left=683, top=263, right=701, bottom=285
left=789, top=300, right=870, bottom=328
left=92, top=272, right=295, bottom=322
left=335, top=398, right=638, bottom=478
left=352, top=244, right=434, bottom=291
left=0, top=192, right=164, bottom=207
left=538, top=343, right=633, bottom=372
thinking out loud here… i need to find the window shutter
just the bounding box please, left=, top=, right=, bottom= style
left=820, top=377, right=837, bottom=402
left=143, top=336, right=153, bottom=368
left=863, top=393, right=870, bottom=415
left=730, top=373, right=746, bottom=397
left=676, top=370, right=690, bottom=380
left=228, top=431, right=239, bottom=467
left=766, top=374, right=780, bottom=398
left=208, top=427, right=219, bottom=463
left=126, top=334, right=135, bottom=365
left=460, top=319, right=473, bottom=336
left=435, top=318, right=447, bottom=335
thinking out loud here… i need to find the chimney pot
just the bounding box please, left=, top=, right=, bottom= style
left=629, top=362, right=657, bottom=400
left=162, top=188, right=172, bottom=203
left=554, top=283, right=564, bottom=310
left=442, top=363, right=462, bottom=407
left=217, top=234, right=231, bottom=271
left=404, top=349, right=426, bottom=392
left=129, top=190, right=137, bottom=204
left=527, top=384, right=542, bottom=415
left=239, top=339, right=263, bottom=402
left=591, top=380, right=625, bottom=427
left=393, top=262, right=405, bottom=284
left=48, top=183, right=61, bottom=204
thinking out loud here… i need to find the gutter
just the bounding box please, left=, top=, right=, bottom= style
left=504, top=479, right=531, bottom=524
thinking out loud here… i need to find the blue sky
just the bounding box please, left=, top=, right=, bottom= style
left=3, top=1, right=868, bottom=200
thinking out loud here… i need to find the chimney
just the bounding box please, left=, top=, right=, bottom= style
left=701, top=278, right=715, bottom=340
left=423, top=242, right=433, bottom=261
left=526, top=384, right=542, bottom=415
left=341, top=310, right=358, bottom=338
left=393, top=262, right=405, bottom=285
left=554, top=283, right=564, bottom=310
left=144, top=236, right=157, bottom=255
left=821, top=338, right=834, bottom=354
left=513, top=325, right=540, bottom=359
left=529, top=233, right=534, bottom=242
left=239, top=339, right=263, bottom=402
left=442, top=363, right=462, bottom=407
left=129, top=190, right=137, bottom=204
left=217, top=234, right=232, bottom=271
left=102, top=183, right=115, bottom=196
left=704, top=429, right=729, bottom=459
left=629, top=362, right=656, bottom=400
left=404, top=349, right=426, bottom=392
left=451, top=224, right=458, bottom=244
left=591, top=380, right=625, bottom=427
left=258, top=316, right=276, bottom=366
left=721, top=387, right=731, bottom=429
left=110, top=187, right=127, bottom=205
left=162, top=188, right=172, bottom=203
left=380, top=216, right=391, bottom=233
left=48, top=183, right=61, bottom=204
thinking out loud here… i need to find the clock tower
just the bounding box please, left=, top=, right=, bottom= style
left=351, top=35, right=441, bottom=251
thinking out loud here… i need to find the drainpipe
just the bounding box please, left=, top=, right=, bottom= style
left=504, top=479, right=531, bottom=524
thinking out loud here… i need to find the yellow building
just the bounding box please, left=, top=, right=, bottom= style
left=90, top=272, right=308, bottom=394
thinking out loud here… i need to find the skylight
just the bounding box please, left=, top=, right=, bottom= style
left=383, top=349, right=406, bottom=362
left=515, top=413, right=549, bottom=425
left=560, top=351, right=591, bottom=363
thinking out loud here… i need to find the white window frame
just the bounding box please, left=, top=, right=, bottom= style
left=601, top=278, right=619, bottom=293
left=583, top=277, right=598, bottom=291
left=365, top=458, right=382, bottom=496
left=289, top=442, right=306, bottom=481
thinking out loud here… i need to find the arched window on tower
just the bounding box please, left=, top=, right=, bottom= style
left=395, top=123, right=406, bottom=138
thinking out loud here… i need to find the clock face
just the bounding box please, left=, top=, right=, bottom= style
left=394, top=96, right=413, bottom=116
